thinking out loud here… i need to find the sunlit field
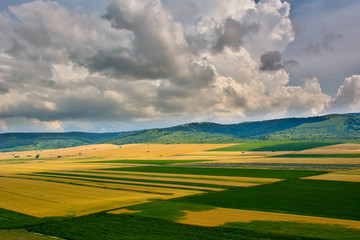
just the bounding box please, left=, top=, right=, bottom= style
left=1, top=142, right=360, bottom=239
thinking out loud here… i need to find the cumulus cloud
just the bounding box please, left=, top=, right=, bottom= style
left=332, top=75, right=360, bottom=111
left=0, top=0, right=357, bottom=132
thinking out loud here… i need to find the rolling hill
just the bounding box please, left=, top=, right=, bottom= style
left=0, top=113, right=359, bottom=151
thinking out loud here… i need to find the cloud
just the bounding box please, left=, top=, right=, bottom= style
left=100, top=0, right=191, bottom=82
left=259, top=50, right=298, bottom=71
left=259, top=50, right=282, bottom=71
left=332, top=75, right=360, bottom=111
left=213, top=18, right=259, bottom=53
left=0, top=0, right=357, bottom=132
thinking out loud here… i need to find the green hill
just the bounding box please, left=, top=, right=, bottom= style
left=0, top=113, right=359, bottom=151
left=109, top=113, right=360, bottom=144
left=0, top=132, right=126, bottom=152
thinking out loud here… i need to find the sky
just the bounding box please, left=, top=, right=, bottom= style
left=0, top=0, right=359, bottom=132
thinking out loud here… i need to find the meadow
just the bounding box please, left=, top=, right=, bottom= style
left=0, top=142, right=360, bottom=239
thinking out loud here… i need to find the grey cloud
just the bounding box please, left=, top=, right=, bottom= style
left=259, top=51, right=282, bottom=71
left=213, top=18, right=259, bottom=53
left=260, top=51, right=298, bottom=71
left=101, top=0, right=191, bottom=83
left=87, top=48, right=170, bottom=80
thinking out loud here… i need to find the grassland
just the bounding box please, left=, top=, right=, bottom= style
left=1, top=142, right=360, bottom=239
left=27, top=212, right=327, bottom=240
left=0, top=208, right=45, bottom=229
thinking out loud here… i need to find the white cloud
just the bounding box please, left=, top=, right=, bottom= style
left=0, top=0, right=357, bottom=132
left=331, top=75, right=360, bottom=112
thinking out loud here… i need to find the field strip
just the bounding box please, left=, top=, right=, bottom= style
left=53, top=171, right=260, bottom=187
left=177, top=207, right=360, bottom=229
left=89, top=170, right=281, bottom=183
left=32, top=173, right=225, bottom=191
left=0, top=177, right=176, bottom=217
left=303, top=174, right=360, bottom=182
left=22, top=174, right=207, bottom=195
left=9, top=175, right=174, bottom=195
left=10, top=174, right=203, bottom=199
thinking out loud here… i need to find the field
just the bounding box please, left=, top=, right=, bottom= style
left=1, top=142, right=360, bottom=239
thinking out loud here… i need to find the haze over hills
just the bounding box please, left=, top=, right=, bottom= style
left=0, top=113, right=359, bottom=152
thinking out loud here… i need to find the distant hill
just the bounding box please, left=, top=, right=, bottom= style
left=0, top=113, right=359, bottom=151
left=0, top=132, right=132, bottom=152
left=109, top=114, right=360, bottom=144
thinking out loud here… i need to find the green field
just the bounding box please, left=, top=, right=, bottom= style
left=27, top=212, right=323, bottom=240
left=104, top=166, right=329, bottom=179
left=176, top=179, right=360, bottom=220
left=0, top=208, right=45, bottom=229
left=210, top=142, right=339, bottom=152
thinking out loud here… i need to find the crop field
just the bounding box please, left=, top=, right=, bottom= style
left=1, top=143, right=360, bottom=239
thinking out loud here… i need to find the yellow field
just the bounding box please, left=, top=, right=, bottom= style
left=177, top=207, right=360, bottom=229
left=0, top=144, right=120, bottom=159
left=0, top=162, right=142, bottom=175
left=86, top=143, right=235, bottom=158
left=0, top=177, right=201, bottom=217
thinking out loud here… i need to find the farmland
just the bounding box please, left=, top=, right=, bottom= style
left=0, top=142, right=360, bottom=239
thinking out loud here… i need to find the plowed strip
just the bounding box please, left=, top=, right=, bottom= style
left=55, top=171, right=259, bottom=187
left=33, top=173, right=224, bottom=191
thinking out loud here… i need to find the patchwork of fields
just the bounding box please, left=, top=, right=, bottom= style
left=1, top=142, right=360, bottom=239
